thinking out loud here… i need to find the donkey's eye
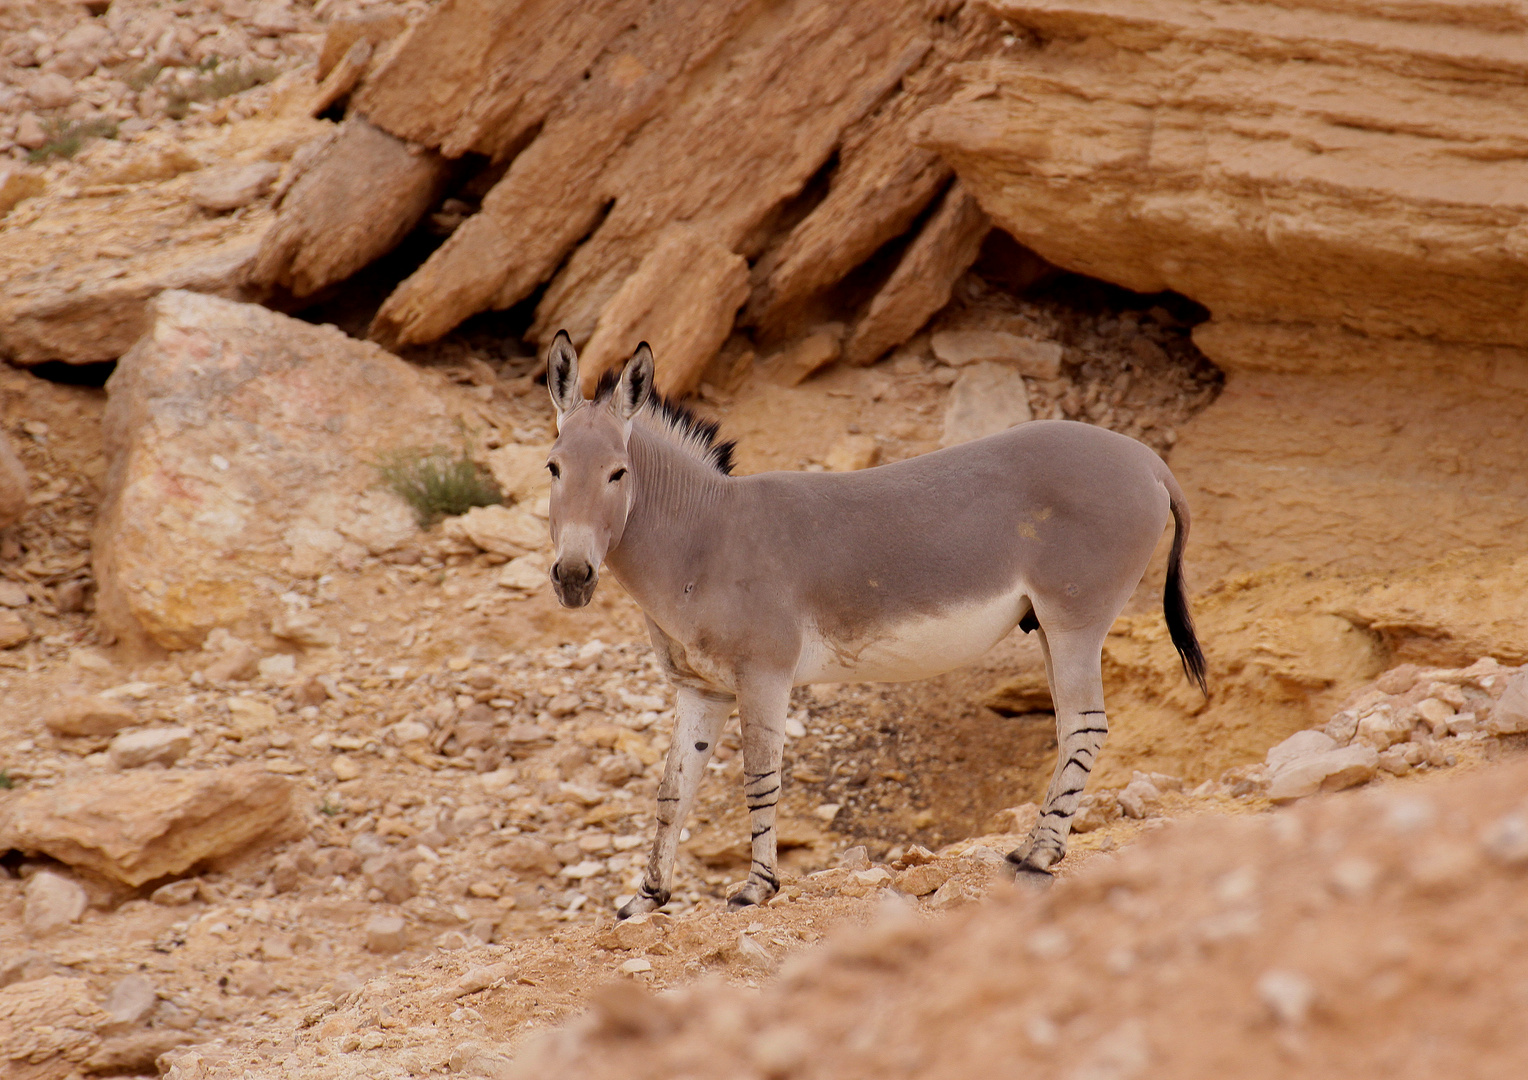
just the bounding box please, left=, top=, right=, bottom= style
left=547, top=462, right=561, bottom=479
left=608, top=467, right=627, bottom=484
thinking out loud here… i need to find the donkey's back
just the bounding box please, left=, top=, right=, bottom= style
left=726, top=420, right=1181, bottom=684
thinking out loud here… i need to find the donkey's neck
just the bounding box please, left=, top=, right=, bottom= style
left=604, top=423, right=731, bottom=615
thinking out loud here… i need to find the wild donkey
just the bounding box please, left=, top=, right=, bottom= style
left=542, top=332, right=1206, bottom=918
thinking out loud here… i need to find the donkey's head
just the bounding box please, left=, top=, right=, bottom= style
left=544, top=331, right=654, bottom=608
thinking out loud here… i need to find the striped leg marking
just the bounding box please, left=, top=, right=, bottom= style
left=730, top=677, right=790, bottom=909
left=618, top=687, right=732, bottom=920
left=1010, top=708, right=1107, bottom=877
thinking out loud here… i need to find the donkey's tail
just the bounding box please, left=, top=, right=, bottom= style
left=1160, top=473, right=1208, bottom=696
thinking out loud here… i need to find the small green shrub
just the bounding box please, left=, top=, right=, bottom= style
left=375, top=445, right=503, bottom=527
left=0, top=769, right=13, bottom=790
left=27, top=117, right=118, bottom=163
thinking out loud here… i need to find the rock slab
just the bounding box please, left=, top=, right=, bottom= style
left=0, top=764, right=300, bottom=887
left=940, top=362, right=1032, bottom=447
left=94, top=291, right=458, bottom=649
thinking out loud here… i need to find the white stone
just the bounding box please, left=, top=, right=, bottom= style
left=22, top=871, right=87, bottom=934
left=364, top=913, right=407, bottom=954
left=486, top=443, right=552, bottom=504
left=1267, top=744, right=1379, bottom=803
left=1488, top=672, right=1528, bottom=734
left=1354, top=704, right=1415, bottom=749
left=256, top=654, right=297, bottom=683
left=813, top=803, right=842, bottom=822
left=931, top=330, right=1064, bottom=377
left=453, top=504, right=545, bottom=557
left=1481, top=811, right=1528, bottom=866
left=190, top=162, right=282, bottom=213
left=497, top=554, right=548, bottom=593
left=108, top=726, right=193, bottom=769
left=104, top=974, right=158, bottom=1025
left=940, top=362, right=1032, bottom=447
left=1265, top=729, right=1336, bottom=771
left=1257, top=969, right=1315, bottom=1025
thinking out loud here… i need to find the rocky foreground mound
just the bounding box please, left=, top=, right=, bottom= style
left=154, top=752, right=1528, bottom=1080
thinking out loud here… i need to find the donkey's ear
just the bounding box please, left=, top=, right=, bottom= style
left=546, top=330, right=581, bottom=424
left=615, top=342, right=655, bottom=421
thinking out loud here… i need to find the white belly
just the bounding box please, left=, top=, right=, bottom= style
left=794, top=590, right=1028, bottom=685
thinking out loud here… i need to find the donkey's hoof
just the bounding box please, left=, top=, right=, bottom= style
left=727, top=882, right=775, bottom=909
left=617, top=891, right=667, bottom=920
left=1005, top=851, right=1056, bottom=889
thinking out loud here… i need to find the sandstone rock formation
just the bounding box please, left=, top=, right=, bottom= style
left=248, top=0, right=1005, bottom=390
left=0, top=116, right=332, bottom=365
left=0, top=764, right=299, bottom=887
left=921, top=0, right=1528, bottom=578
left=93, top=290, right=458, bottom=650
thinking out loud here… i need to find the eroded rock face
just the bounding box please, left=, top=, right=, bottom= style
left=925, top=0, right=1528, bottom=361
left=0, top=764, right=300, bottom=887
left=922, top=0, right=1528, bottom=579
left=93, top=291, right=458, bottom=650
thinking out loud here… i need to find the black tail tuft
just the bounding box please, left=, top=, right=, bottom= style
left=1164, top=500, right=1208, bottom=696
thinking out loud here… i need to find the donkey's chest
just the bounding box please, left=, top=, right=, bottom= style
left=794, top=591, right=1026, bottom=685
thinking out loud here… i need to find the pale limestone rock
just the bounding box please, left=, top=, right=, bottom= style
left=0, top=582, right=24, bottom=610
left=896, top=864, right=951, bottom=898
left=1267, top=745, right=1379, bottom=804
left=94, top=292, right=457, bottom=649
left=103, top=974, right=158, bottom=1026
left=451, top=504, right=545, bottom=558
left=364, top=914, right=407, bottom=954
left=576, top=223, right=751, bottom=399
left=824, top=434, right=879, bottom=473
left=1488, top=672, right=1528, bottom=734
left=1355, top=704, right=1416, bottom=749
left=190, top=162, right=282, bottom=213
left=25, top=72, right=75, bottom=110
left=940, top=362, right=1031, bottom=447
left=44, top=695, right=139, bottom=738
left=1264, top=729, right=1336, bottom=772
left=930, top=330, right=1063, bottom=379
left=108, top=727, right=193, bottom=770
left=336, top=490, right=418, bottom=556
left=22, top=871, right=88, bottom=934
left=498, top=554, right=549, bottom=593
left=0, top=765, right=300, bottom=886
left=486, top=443, right=552, bottom=505
left=0, top=976, right=108, bottom=1065
left=269, top=611, right=339, bottom=650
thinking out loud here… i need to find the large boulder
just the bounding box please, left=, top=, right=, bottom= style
left=94, top=291, right=458, bottom=650
left=0, top=764, right=301, bottom=887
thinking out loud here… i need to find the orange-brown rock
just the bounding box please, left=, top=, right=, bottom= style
left=0, top=765, right=300, bottom=887
left=842, top=181, right=989, bottom=367
left=248, top=116, right=449, bottom=299
left=575, top=223, right=750, bottom=398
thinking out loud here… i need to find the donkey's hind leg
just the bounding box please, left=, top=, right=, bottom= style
left=618, top=686, right=733, bottom=920
left=730, top=671, right=793, bottom=909
left=1007, top=622, right=1111, bottom=881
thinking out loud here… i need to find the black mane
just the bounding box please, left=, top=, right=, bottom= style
left=591, top=373, right=736, bottom=476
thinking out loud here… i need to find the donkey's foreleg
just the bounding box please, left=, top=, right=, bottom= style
left=1009, top=625, right=1110, bottom=880
left=731, top=673, right=793, bottom=909
left=618, top=686, right=733, bottom=920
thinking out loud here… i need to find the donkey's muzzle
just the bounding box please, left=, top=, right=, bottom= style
left=551, top=558, right=598, bottom=608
